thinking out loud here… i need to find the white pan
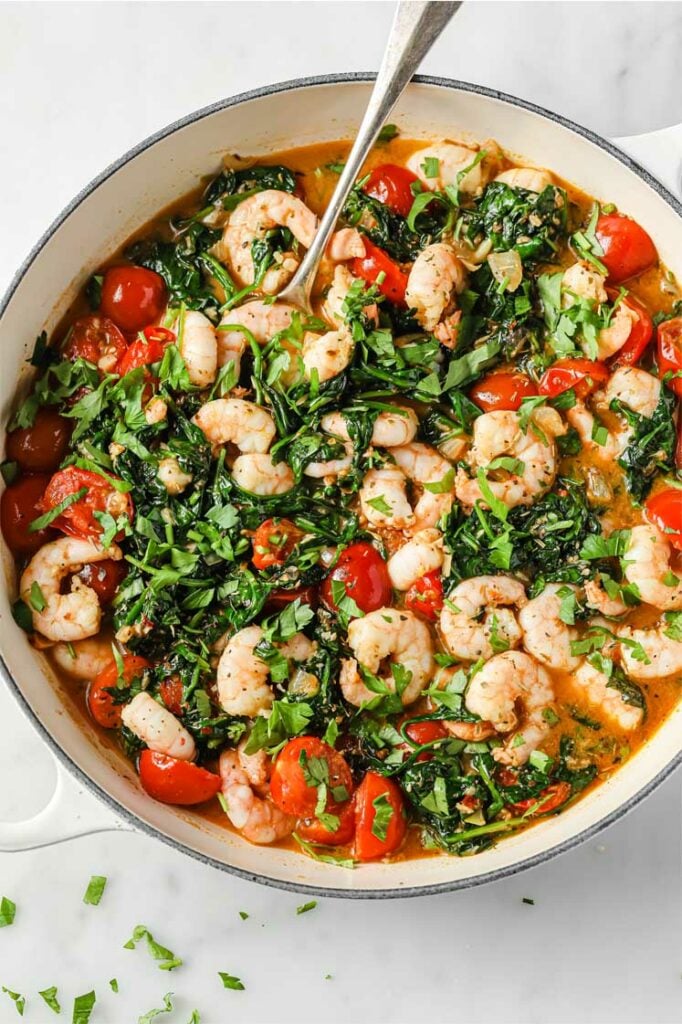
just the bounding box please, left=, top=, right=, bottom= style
left=1, top=75, right=680, bottom=897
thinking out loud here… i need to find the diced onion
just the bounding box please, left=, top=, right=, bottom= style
left=487, top=250, right=523, bottom=292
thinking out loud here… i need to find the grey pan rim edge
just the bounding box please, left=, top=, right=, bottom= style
left=1, top=72, right=680, bottom=899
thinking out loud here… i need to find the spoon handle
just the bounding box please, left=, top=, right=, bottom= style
left=279, top=0, right=461, bottom=309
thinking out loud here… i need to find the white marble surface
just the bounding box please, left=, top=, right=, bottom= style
left=0, top=3, right=681, bottom=1022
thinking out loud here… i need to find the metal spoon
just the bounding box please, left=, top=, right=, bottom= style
left=278, top=0, right=461, bottom=311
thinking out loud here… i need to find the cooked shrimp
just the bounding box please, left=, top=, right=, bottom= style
left=321, top=406, right=418, bottom=448
left=232, top=453, right=295, bottom=495
left=219, top=749, right=295, bottom=844
left=405, top=243, right=466, bottom=333
left=176, top=309, right=217, bottom=387
left=623, top=524, right=682, bottom=610
left=302, top=327, right=353, bottom=382
left=430, top=667, right=497, bottom=740
left=566, top=402, right=629, bottom=460
left=495, top=167, right=553, bottom=192
left=144, top=396, right=168, bottom=426
left=519, top=583, right=581, bottom=671
left=121, top=692, right=196, bottom=760
left=561, top=262, right=636, bottom=360
left=618, top=623, right=682, bottom=680
left=573, top=660, right=644, bottom=729
left=220, top=189, right=318, bottom=294
left=193, top=398, right=276, bottom=454
left=327, top=227, right=366, bottom=262
left=407, top=141, right=485, bottom=195
left=340, top=608, right=434, bottom=707
left=455, top=408, right=564, bottom=510
left=387, top=528, right=444, bottom=590
left=236, top=737, right=270, bottom=789
left=20, top=537, right=122, bottom=642
left=303, top=443, right=353, bottom=480
left=359, top=466, right=415, bottom=529
left=322, top=265, right=378, bottom=327
left=585, top=576, right=629, bottom=618
left=217, top=625, right=315, bottom=717
left=465, top=651, right=556, bottom=766
left=603, top=365, right=661, bottom=420
left=217, top=300, right=299, bottom=375
left=391, top=442, right=455, bottom=530
left=51, top=638, right=114, bottom=680
left=440, top=574, right=527, bottom=662
left=157, top=455, right=193, bottom=495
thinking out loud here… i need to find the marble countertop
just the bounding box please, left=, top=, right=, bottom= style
left=1, top=3, right=680, bottom=1022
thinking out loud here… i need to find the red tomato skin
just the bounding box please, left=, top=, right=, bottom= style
left=657, top=318, right=682, bottom=397
left=6, top=408, right=72, bottom=473
left=538, top=358, right=609, bottom=399
left=404, top=571, right=444, bottom=622
left=251, top=518, right=302, bottom=570
left=77, top=559, right=126, bottom=605
left=354, top=772, right=407, bottom=861
left=87, top=655, right=150, bottom=729
left=138, top=750, right=221, bottom=806
left=321, top=542, right=392, bottom=614
left=117, top=326, right=175, bottom=376
left=158, top=676, right=185, bottom=716
left=470, top=371, right=537, bottom=412
left=404, top=719, right=448, bottom=762
left=62, top=315, right=127, bottom=369
left=595, top=214, right=657, bottom=284
left=363, top=164, right=419, bottom=218
left=606, top=292, right=653, bottom=366
left=645, top=489, right=682, bottom=550
left=270, top=737, right=353, bottom=818
left=265, top=585, right=318, bottom=611
left=0, top=473, right=53, bottom=554
left=509, top=781, right=571, bottom=817
left=352, top=239, right=408, bottom=305
left=297, top=799, right=356, bottom=846
left=100, top=265, right=167, bottom=333
left=40, top=466, right=133, bottom=540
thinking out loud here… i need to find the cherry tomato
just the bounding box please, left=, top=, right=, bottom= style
left=352, top=239, right=408, bottom=305
left=87, top=655, right=150, bottom=729
left=509, top=781, right=571, bottom=817
left=0, top=473, right=52, bottom=554
left=497, top=768, right=519, bottom=788
left=62, top=315, right=127, bottom=370
left=362, top=163, right=419, bottom=218
left=354, top=771, right=407, bottom=861
left=657, top=318, right=682, bottom=397
left=607, top=291, right=654, bottom=366
left=296, top=798, right=356, bottom=847
left=251, top=518, right=302, bottom=570
left=538, top=358, right=610, bottom=399
left=117, top=325, right=176, bottom=377
left=77, top=559, right=126, bottom=605
left=158, top=676, right=185, bottom=716
left=265, top=585, right=318, bottom=610
left=270, top=736, right=353, bottom=818
left=677, top=410, right=682, bottom=471
left=138, top=750, right=221, bottom=806
left=39, top=466, right=133, bottom=540
left=6, top=408, right=72, bottom=473
left=470, top=371, right=537, bottom=412
left=321, top=542, right=392, bottom=615
left=404, top=719, right=448, bottom=762
left=645, top=489, right=682, bottom=550
left=595, top=213, right=657, bottom=284
left=404, top=570, right=444, bottom=622
left=100, top=265, right=167, bottom=333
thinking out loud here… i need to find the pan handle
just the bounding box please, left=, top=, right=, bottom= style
left=613, top=122, right=682, bottom=198
left=0, top=757, right=131, bottom=852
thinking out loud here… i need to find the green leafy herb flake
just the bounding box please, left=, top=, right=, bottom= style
left=83, top=874, right=107, bottom=906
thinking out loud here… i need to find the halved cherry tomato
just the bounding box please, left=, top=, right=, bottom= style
left=595, top=213, right=657, bottom=284
left=497, top=767, right=519, bottom=788
left=354, top=771, right=407, bottom=861
left=538, top=358, right=610, bottom=399
left=470, top=371, right=537, bottom=412
left=404, top=719, right=448, bottom=762
left=270, top=736, right=353, bottom=818
left=77, top=559, right=126, bottom=605
left=296, top=798, right=356, bottom=847
left=509, top=781, right=571, bottom=817
left=251, top=518, right=302, bottom=570
left=607, top=291, right=654, bottom=366
left=62, top=315, right=127, bottom=370
left=6, top=408, right=72, bottom=473
left=158, top=676, right=185, bottom=716
left=87, top=655, right=150, bottom=729
left=117, top=326, right=176, bottom=377
left=39, top=466, right=133, bottom=539
left=352, top=239, right=408, bottom=305
left=0, top=473, right=52, bottom=554
left=645, top=489, right=682, bottom=550
left=265, top=585, right=318, bottom=610
left=657, top=317, right=682, bottom=397
left=100, top=265, right=167, bottom=333
left=362, top=163, right=419, bottom=218
left=138, top=750, right=221, bottom=806
left=404, top=570, right=444, bottom=622
left=321, top=541, right=392, bottom=614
